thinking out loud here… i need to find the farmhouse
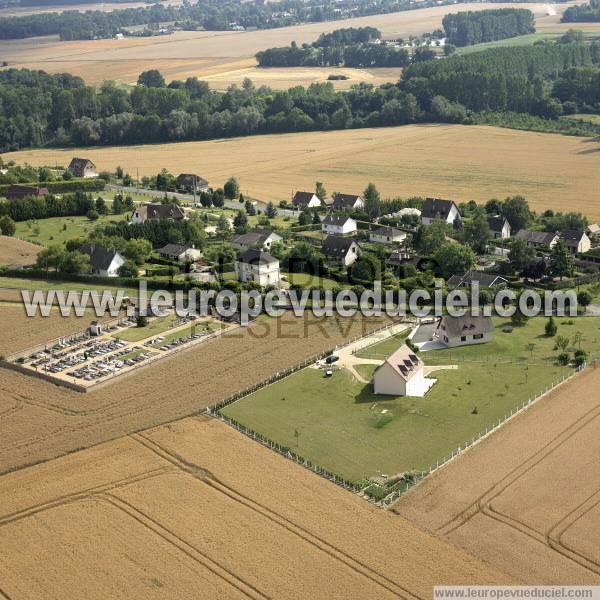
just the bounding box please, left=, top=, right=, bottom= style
left=67, top=157, right=98, bottom=178
left=586, top=223, right=600, bottom=240
left=421, top=198, right=461, bottom=226
left=175, top=173, right=209, bottom=192
left=234, top=249, right=280, bottom=287
left=373, top=344, right=434, bottom=397
left=369, top=226, right=406, bottom=245
left=515, top=229, right=559, bottom=249
left=131, top=203, right=185, bottom=224
left=321, top=235, right=361, bottom=266
left=321, top=214, right=357, bottom=236
left=5, top=184, right=49, bottom=201
left=435, top=314, right=494, bottom=347
left=292, top=191, right=321, bottom=209
left=80, top=244, right=125, bottom=277
left=560, top=230, right=591, bottom=254
left=447, top=269, right=508, bottom=289
left=231, top=229, right=283, bottom=252
left=157, top=243, right=202, bottom=263
left=487, top=216, right=511, bottom=239
left=332, top=193, right=364, bottom=212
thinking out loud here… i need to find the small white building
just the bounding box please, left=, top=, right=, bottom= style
left=373, top=344, right=434, bottom=396
left=80, top=244, right=125, bottom=278
left=321, top=235, right=361, bottom=266
left=131, top=203, right=185, bottom=224
left=435, top=315, right=494, bottom=348
left=292, top=191, right=321, bottom=209
left=234, top=249, right=280, bottom=287
left=369, top=226, right=406, bottom=245
left=67, top=157, right=98, bottom=179
left=321, top=214, right=357, bottom=236
left=487, top=216, right=511, bottom=239
left=157, top=243, right=202, bottom=263
left=231, top=229, right=283, bottom=252
left=421, top=198, right=461, bottom=226
left=332, top=193, right=364, bottom=212
left=560, top=230, right=591, bottom=254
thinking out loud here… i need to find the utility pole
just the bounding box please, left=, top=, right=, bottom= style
left=193, top=176, right=197, bottom=205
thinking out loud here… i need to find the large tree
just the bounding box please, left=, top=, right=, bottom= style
left=434, top=243, right=476, bottom=278
left=363, top=182, right=381, bottom=220
left=464, top=208, right=491, bottom=253
left=549, top=238, right=573, bottom=279
left=502, top=195, right=532, bottom=232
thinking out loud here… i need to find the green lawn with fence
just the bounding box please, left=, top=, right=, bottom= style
left=221, top=316, right=600, bottom=482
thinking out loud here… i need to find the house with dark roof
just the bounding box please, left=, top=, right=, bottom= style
left=435, top=314, right=494, bottom=347
left=80, top=244, right=125, bottom=277
left=157, top=243, right=202, bottom=263
left=231, top=229, right=283, bottom=252
left=67, top=157, right=98, bottom=178
left=5, top=185, right=49, bottom=201
left=175, top=173, right=209, bottom=193
left=515, top=229, right=559, bottom=249
left=321, top=214, right=357, bottom=236
left=234, top=249, right=280, bottom=287
left=373, top=344, right=435, bottom=397
left=332, top=193, right=364, bottom=212
left=560, top=229, right=591, bottom=254
left=131, top=203, right=185, bottom=224
left=369, top=226, right=406, bottom=245
left=292, top=191, right=321, bottom=209
left=321, top=235, right=361, bottom=266
left=386, top=249, right=414, bottom=274
left=487, top=216, right=511, bottom=239
left=446, top=269, right=508, bottom=289
left=421, top=198, right=461, bottom=226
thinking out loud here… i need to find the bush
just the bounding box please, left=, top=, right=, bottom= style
left=545, top=316, right=557, bottom=337
left=557, top=352, right=570, bottom=365
left=574, top=348, right=588, bottom=366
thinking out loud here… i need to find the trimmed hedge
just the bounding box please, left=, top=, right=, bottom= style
left=0, top=179, right=105, bottom=195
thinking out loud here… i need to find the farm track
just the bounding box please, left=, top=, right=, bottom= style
left=133, top=432, right=417, bottom=599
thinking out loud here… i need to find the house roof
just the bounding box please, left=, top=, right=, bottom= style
left=332, top=193, right=362, bottom=209
left=232, top=229, right=281, bottom=247
left=237, top=248, right=279, bottom=265
left=68, top=157, right=95, bottom=175
left=134, top=203, right=185, bottom=221
left=157, top=243, right=195, bottom=258
left=376, top=344, right=423, bottom=381
left=421, top=198, right=458, bottom=220
left=586, top=223, right=600, bottom=234
left=371, top=226, right=405, bottom=238
left=446, top=269, right=507, bottom=289
left=487, top=215, right=509, bottom=232
left=515, top=229, right=558, bottom=246
left=387, top=249, right=412, bottom=266
left=322, top=214, right=355, bottom=226
left=5, top=184, right=48, bottom=197
left=321, top=235, right=359, bottom=257
left=438, top=314, right=494, bottom=338
left=292, top=191, right=319, bottom=206
left=80, top=244, right=121, bottom=271
left=560, top=229, right=587, bottom=248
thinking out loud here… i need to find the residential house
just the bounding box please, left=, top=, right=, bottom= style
left=585, top=223, right=600, bottom=241
left=560, top=230, right=591, bottom=254
left=435, top=314, right=494, bottom=348
left=446, top=269, right=508, bottom=289
left=369, top=226, right=406, bottom=245
left=321, top=214, right=357, bottom=236
left=5, top=185, right=49, bottom=201
left=234, top=249, right=280, bottom=287
left=421, top=198, right=461, bottom=226
left=321, top=235, right=361, bottom=267
left=67, top=157, right=98, bottom=178
left=131, top=203, right=185, bottom=224
left=175, top=173, right=209, bottom=193
left=487, top=216, right=511, bottom=239
left=157, top=243, right=202, bottom=263
left=373, top=344, right=434, bottom=397
left=292, top=191, right=321, bottom=209
left=231, top=229, right=283, bottom=252
left=80, top=244, right=125, bottom=278
left=332, top=193, right=364, bottom=212
left=515, top=229, right=559, bottom=250
left=386, top=249, right=414, bottom=274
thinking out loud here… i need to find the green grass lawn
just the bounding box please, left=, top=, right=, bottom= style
left=562, top=114, right=600, bottom=125
left=0, top=275, right=138, bottom=296
left=355, top=330, right=410, bottom=359
left=221, top=316, right=600, bottom=482
left=281, top=271, right=339, bottom=289
left=14, top=213, right=129, bottom=248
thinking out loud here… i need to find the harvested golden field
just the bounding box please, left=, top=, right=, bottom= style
left=393, top=364, right=600, bottom=584
left=0, top=311, right=393, bottom=474
left=0, top=2, right=577, bottom=85
left=0, top=235, right=40, bottom=267
left=0, top=0, right=181, bottom=17
left=9, top=124, right=600, bottom=219
left=0, top=417, right=514, bottom=598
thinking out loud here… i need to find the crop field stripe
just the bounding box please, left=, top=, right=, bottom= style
left=133, top=431, right=419, bottom=600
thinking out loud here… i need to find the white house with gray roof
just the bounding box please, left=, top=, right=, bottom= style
left=435, top=314, right=494, bottom=347
left=369, top=226, right=406, bottom=245
left=373, top=344, right=435, bottom=396
left=321, top=214, right=357, bottom=236
left=321, top=235, right=361, bottom=266
left=234, top=249, right=280, bottom=287
left=80, top=244, right=125, bottom=278
left=232, top=229, right=282, bottom=252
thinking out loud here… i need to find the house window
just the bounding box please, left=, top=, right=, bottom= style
left=460, top=335, right=467, bottom=342
left=474, top=333, right=483, bottom=340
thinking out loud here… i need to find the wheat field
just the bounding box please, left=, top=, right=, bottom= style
left=8, top=124, right=600, bottom=219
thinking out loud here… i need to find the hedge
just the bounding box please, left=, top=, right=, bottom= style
left=0, top=179, right=105, bottom=195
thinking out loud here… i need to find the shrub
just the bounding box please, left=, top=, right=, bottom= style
left=545, top=316, right=557, bottom=337
left=557, top=352, right=570, bottom=365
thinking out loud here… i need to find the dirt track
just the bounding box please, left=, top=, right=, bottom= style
left=0, top=311, right=393, bottom=474
left=0, top=417, right=515, bottom=599
left=393, top=364, right=600, bottom=584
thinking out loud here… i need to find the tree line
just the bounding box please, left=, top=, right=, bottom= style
left=442, top=9, right=535, bottom=47
left=562, top=0, right=600, bottom=23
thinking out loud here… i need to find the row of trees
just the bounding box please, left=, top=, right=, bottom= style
left=0, top=191, right=96, bottom=222
left=562, top=0, right=600, bottom=23
left=442, top=9, right=535, bottom=47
